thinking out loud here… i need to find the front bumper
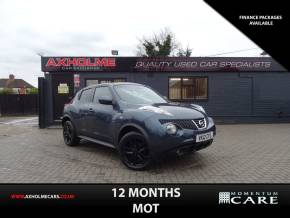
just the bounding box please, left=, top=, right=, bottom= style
left=144, top=116, right=216, bottom=158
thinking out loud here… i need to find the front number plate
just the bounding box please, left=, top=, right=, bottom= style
left=196, top=131, right=214, bottom=142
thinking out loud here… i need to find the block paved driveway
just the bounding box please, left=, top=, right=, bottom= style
left=0, top=116, right=289, bottom=183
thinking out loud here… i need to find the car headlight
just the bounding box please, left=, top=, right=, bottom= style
left=165, top=123, right=177, bottom=135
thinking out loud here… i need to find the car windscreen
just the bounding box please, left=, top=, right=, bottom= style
left=114, top=84, right=167, bottom=105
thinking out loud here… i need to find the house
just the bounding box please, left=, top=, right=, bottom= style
left=0, top=74, right=35, bottom=94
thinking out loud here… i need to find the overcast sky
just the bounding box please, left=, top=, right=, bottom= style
left=0, top=0, right=263, bottom=87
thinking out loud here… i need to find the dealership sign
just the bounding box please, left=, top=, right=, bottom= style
left=41, top=57, right=286, bottom=72
left=134, top=59, right=272, bottom=70
left=42, top=57, right=116, bottom=72
left=218, top=191, right=279, bottom=205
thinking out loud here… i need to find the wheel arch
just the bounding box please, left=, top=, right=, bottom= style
left=61, top=114, right=72, bottom=126
left=61, top=114, right=77, bottom=131
left=117, top=123, right=149, bottom=145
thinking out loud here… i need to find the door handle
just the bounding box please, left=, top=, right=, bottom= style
left=88, top=108, right=93, bottom=112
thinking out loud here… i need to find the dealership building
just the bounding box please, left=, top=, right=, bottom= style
left=39, top=56, right=290, bottom=127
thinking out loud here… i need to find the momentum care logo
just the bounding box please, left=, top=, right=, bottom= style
left=218, top=191, right=278, bottom=205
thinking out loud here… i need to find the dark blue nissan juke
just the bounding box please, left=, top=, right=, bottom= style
left=62, top=82, right=216, bottom=170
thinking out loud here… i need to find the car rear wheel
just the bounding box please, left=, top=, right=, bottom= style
left=63, top=120, right=80, bottom=146
left=119, top=132, right=151, bottom=170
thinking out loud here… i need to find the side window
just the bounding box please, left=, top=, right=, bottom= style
left=93, top=87, right=112, bottom=103
left=79, top=88, right=94, bottom=103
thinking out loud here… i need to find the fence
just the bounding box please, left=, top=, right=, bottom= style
left=0, top=94, right=38, bottom=116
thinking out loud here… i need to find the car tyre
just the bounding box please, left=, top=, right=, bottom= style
left=119, top=131, right=152, bottom=170
left=63, top=120, right=80, bottom=146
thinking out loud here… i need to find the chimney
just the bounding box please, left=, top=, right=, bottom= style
left=9, top=74, right=15, bottom=80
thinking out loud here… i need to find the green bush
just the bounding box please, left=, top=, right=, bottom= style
left=26, top=88, right=38, bottom=94
left=0, top=88, right=14, bottom=94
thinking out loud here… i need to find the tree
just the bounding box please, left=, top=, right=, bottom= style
left=260, top=51, right=268, bottom=56
left=137, top=28, right=190, bottom=57
left=177, top=45, right=193, bottom=57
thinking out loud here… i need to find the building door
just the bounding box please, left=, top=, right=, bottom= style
left=51, top=74, right=74, bottom=120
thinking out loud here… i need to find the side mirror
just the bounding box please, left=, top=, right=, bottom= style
left=99, top=97, right=113, bottom=105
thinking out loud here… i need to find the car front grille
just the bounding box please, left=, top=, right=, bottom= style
left=159, top=118, right=206, bottom=130
left=192, top=118, right=207, bottom=129
left=159, top=118, right=207, bottom=130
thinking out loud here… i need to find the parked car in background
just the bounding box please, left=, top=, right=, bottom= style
left=62, top=82, right=216, bottom=170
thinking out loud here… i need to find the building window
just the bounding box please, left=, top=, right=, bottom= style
left=169, top=77, right=208, bottom=100
left=86, top=78, right=126, bottom=87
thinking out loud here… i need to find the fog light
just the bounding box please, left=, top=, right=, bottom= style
left=165, top=123, right=177, bottom=135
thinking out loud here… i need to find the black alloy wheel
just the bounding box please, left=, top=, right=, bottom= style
left=63, top=120, right=80, bottom=146
left=119, top=132, right=151, bottom=170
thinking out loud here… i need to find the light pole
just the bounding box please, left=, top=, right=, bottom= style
left=111, top=50, right=119, bottom=56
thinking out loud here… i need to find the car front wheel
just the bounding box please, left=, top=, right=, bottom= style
left=119, top=132, right=152, bottom=170
left=63, top=120, right=80, bottom=146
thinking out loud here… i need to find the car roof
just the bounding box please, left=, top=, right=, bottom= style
left=86, top=82, right=145, bottom=89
